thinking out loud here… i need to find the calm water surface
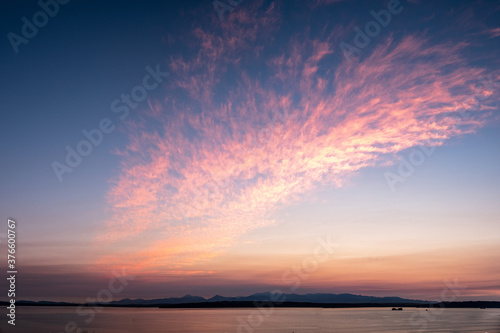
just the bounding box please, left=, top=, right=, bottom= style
left=1, top=306, right=499, bottom=333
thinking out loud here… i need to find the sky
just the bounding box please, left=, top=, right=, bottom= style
left=0, top=0, right=500, bottom=303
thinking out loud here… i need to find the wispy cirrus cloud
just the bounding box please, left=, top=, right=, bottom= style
left=484, top=27, right=500, bottom=38
left=96, top=9, right=499, bottom=273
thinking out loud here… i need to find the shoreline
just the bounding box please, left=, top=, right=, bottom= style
left=2, top=300, right=499, bottom=309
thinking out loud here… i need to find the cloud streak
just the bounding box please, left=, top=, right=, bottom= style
left=98, top=13, right=499, bottom=274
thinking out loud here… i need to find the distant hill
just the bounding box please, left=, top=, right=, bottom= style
left=110, top=294, right=206, bottom=305
left=108, top=292, right=429, bottom=305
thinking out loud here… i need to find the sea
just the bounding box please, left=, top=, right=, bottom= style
left=1, top=306, right=499, bottom=332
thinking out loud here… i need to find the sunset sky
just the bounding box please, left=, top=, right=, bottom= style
left=1, top=0, right=500, bottom=303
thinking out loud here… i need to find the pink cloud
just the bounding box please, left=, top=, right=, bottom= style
left=97, top=27, right=499, bottom=273
left=485, top=27, right=500, bottom=38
